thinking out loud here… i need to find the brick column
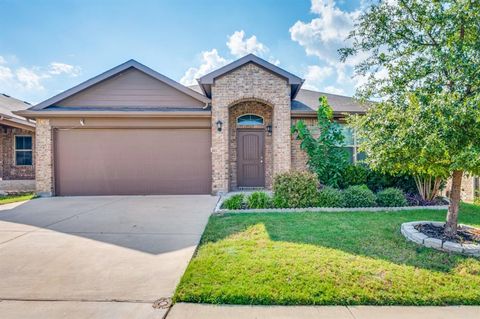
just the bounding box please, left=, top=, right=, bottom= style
left=35, top=118, right=53, bottom=196
left=211, top=86, right=229, bottom=195
left=272, top=90, right=291, bottom=175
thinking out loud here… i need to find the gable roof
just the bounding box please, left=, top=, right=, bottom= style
left=0, top=93, right=35, bottom=130
left=29, top=59, right=210, bottom=111
left=197, top=54, right=304, bottom=99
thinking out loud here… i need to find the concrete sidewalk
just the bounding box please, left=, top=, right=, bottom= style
left=167, top=303, right=480, bottom=319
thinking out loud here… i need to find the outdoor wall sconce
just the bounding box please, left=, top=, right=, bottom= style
left=80, top=118, right=86, bottom=126
left=216, top=120, right=223, bottom=132
left=266, top=125, right=272, bottom=135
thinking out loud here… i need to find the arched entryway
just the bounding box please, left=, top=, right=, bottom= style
left=228, top=100, right=273, bottom=190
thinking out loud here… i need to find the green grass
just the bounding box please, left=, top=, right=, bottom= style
left=174, top=203, right=480, bottom=305
left=0, top=193, right=36, bottom=205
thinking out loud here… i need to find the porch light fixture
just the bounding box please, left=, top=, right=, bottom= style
left=266, top=125, right=272, bottom=135
left=216, top=120, right=223, bottom=132
left=80, top=118, right=85, bottom=126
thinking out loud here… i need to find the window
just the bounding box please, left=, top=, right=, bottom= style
left=338, top=123, right=365, bottom=163
left=15, top=135, right=33, bottom=166
left=237, top=114, right=264, bottom=126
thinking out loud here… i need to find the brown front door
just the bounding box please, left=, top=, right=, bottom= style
left=237, top=129, right=265, bottom=187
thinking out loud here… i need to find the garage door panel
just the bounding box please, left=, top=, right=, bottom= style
left=54, top=128, right=211, bottom=195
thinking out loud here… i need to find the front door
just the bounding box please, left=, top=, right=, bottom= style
left=237, top=129, right=265, bottom=187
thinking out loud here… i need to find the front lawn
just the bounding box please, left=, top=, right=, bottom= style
left=174, top=203, right=480, bottom=305
left=0, top=193, right=36, bottom=205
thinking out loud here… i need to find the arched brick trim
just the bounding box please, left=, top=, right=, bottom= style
left=227, top=97, right=275, bottom=109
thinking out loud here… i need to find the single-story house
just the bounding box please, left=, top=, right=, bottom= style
left=0, top=93, right=35, bottom=193
left=15, top=54, right=478, bottom=201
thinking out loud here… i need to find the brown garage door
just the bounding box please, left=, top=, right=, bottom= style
left=54, top=128, right=211, bottom=196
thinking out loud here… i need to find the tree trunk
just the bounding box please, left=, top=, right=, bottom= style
left=445, top=170, right=463, bottom=238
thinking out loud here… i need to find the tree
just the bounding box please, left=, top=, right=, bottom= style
left=292, top=96, right=349, bottom=187
left=340, top=0, right=480, bottom=237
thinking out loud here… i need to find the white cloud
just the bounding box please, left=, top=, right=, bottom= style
left=16, top=67, right=48, bottom=90
left=323, top=85, right=345, bottom=95
left=290, top=0, right=360, bottom=65
left=0, top=66, right=13, bottom=81
left=49, top=62, right=81, bottom=76
left=227, top=30, right=268, bottom=58
left=0, top=58, right=82, bottom=99
left=180, top=49, right=229, bottom=86
left=290, top=0, right=371, bottom=92
left=180, top=30, right=280, bottom=86
left=303, top=65, right=334, bottom=90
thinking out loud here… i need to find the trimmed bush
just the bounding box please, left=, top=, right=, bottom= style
left=376, top=187, right=407, bottom=207
left=273, top=171, right=318, bottom=208
left=338, top=164, right=418, bottom=194
left=221, top=194, right=245, bottom=210
left=317, top=187, right=345, bottom=207
left=246, top=191, right=272, bottom=209
left=343, top=185, right=376, bottom=207
left=338, top=164, right=369, bottom=189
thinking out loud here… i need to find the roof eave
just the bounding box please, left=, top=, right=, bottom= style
left=14, top=110, right=212, bottom=119
left=198, top=54, right=303, bottom=86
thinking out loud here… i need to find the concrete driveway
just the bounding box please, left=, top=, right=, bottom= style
left=0, top=195, right=218, bottom=319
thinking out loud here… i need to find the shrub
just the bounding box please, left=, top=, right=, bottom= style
left=317, top=187, right=345, bottom=207
left=338, top=163, right=418, bottom=194
left=246, top=191, right=272, bottom=209
left=273, top=171, right=318, bottom=208
left=338, top=164, right=369, bottom=189
left=343, top=185, right=376, bottom=207
left=376, top=187, right=407, bottom=207
left=221, top=194, right=245, bottom=210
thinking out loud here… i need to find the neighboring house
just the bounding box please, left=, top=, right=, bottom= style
left=15, top=54, right=477, bottom=201
left=0, top=93, right=35, bottom=193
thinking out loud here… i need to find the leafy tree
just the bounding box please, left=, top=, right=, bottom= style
left=292, top=96, right=349, bottom=187
left=340, top=0, right=480, bottom=237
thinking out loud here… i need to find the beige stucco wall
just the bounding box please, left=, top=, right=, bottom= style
left=211, top=62, right=291, bottom=194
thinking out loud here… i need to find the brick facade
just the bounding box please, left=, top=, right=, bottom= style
left=444, top=174, right=477, bottom=203
left=229, top=101, right=273, bottom=189
left=291, top=117, right=318, bottom=172
left=0, top=125, right=35, bottom=180
left=211, top=62, right=291, bottom=194
left=35, top=118, right=53, bottom=196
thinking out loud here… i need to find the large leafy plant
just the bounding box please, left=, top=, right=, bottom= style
left=292, top=96, right=349, bottom=187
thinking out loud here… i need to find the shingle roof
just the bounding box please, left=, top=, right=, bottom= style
left=292, top=89, right=366, bottom=114
left=0, top=93, right=32, bottom=119
left=0, top=94, right=35, bottom=128
left=188, top=85, right=366, bottom=115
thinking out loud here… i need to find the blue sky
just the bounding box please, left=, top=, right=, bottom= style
left=0, top=0, right=365, bottom=104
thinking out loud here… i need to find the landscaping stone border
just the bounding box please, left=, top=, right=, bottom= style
left=214, top=193, right=448, bottom=213
left=401, top=221, right=480, bottom=257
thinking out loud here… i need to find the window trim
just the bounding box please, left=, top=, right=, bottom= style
left=14, top=135, right=33, bottom=166
left=236, top=114, right=264, bottom=126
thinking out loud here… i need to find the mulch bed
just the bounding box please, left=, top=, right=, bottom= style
left=415, top=223, right=480, bottom=245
